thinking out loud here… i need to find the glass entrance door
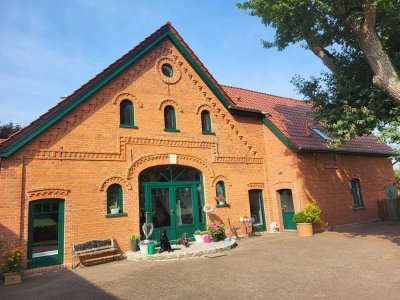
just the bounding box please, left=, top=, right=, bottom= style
left=28, top=199, right=64, bottom=268
left=145, top=183, right=200, bottom=242
left=139, top=165, right=205, bottom=243
left=249, top=190, right=266, bottom=232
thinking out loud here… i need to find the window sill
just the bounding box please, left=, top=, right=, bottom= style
left=202, top=131, right=215, bottom=135
left=164, top=128, right=180, bottom=132
left=216, top=203, right=230, bottom=208
left=120, top=124, right=138, bottom=129
left=352, top=207, right=365, bottom=211
left=106, top=213, right=128, bottom=218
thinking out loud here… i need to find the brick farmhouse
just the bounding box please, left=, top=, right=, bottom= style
left=0, top=23, right=396, bottom=271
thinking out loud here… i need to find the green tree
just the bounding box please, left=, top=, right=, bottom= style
left=395, top=168, right=400, bottom=191
left=0, top=122, right=21, bottom=139
left=237, top=0, right=400, bottom=161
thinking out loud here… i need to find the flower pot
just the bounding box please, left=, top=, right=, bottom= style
left=203, top=235, right=211, bottom=243
left=212, top=236, right=219, bottom=242
left=110, top=208, right=119, bottom=214
left=194, top=234, right=203, bottom=243
left=3, top=272, right=22, bottom=285
left=131, top=239, right=139, bottom=252
left=140, top=244, right=148, bottom=254
left=296, top=223, right=314, bottom=237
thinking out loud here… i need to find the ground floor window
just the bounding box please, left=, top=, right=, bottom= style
left=350, top=178, right=364, bottom=209
left=28, top=199, right=64, bottom=269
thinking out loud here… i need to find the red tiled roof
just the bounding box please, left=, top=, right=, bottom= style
left=0, top=23, right=393, bottom=157
left=222, top=85, right=394, bottom=155
left=0, top=139, right=7, bottom=144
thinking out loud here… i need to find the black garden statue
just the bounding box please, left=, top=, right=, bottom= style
left=159, top=229, right=173, bottom=253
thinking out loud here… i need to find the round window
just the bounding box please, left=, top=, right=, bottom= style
left=161, top=64, right=174, bottom=77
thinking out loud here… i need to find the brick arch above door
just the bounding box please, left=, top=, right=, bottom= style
left=126, top=153, right=214, bottom=182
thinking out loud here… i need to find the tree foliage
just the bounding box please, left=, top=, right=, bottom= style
left=0, top=122, right=21, bottom=139
left=237, top=0, right=400, bottom=161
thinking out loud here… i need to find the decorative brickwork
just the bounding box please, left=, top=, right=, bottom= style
left=112, top=92, right=144, bottom=108
left=211, top=175, right=232, bottom=187
left=157, top=98, right=184, bottom=113
left=27, top=188, right=70, bottom=200
left=99, top=176, right=133, bottom=192
left=247, top=183, right=265, bottom=189
left=126, top=153, right=214, bottom=180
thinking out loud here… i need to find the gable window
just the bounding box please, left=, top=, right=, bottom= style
left=107, top=184, right=123, bottom=215
left=164, top=105, right=178, bottom=131
left=349, top=178, right=364, bottom=209
left=201, top=110, right=213, bottom=134
left=120, top=100, right=135, bottom=128
left=161, top=64, right=174, bottom=77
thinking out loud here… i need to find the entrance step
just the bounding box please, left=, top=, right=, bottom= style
left=125, top=240, right=237, bottom=261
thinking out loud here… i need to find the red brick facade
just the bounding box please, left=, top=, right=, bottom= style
left=0, top=24, right=395, bottom=270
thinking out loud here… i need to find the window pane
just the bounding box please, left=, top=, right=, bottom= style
left=280, top=190, right=294, bottom=212
left=32, top=203, right=59, bottom=258
left=216, top=181, right=225, bottom=197
left=107, top=184, right=122, bottom=213
left=120, top=100, right=133, bottom=125
left=151, top=188, right=171, bottom=228
left=201, top=111, right=211, bottom=132
left=197, top=184, right=204, bottom=223
left=164, top=106, right=175, bottom=129
left=175, top=187, right=194, bottom=225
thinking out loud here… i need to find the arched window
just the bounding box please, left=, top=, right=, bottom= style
left=164, top=105, right=177, bottom=131
left=107, top=184, right=123, bottom=214
left=201, top=110, right=212, bottom=133
left=120, top=100, right=134, bottom=127
left=216, top=181, right=226, bottom=198
left=349, top=178, right=364, bottom=209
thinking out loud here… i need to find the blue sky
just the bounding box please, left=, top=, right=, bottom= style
left=0, top=0, right=326, bottom=126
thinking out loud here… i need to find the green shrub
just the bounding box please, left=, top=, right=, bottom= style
left=303, top=203, right=321, bottom=223
left=293, top=212, right=309, bottom=223
left=293, top=203, right=321, bottom=224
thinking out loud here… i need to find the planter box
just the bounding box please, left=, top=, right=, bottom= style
left=296, top=223, right=314, bottom=237
left=3, top=272, right=22, bottom=285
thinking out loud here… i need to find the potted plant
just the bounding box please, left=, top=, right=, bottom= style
left=3, top=247, right=24, bottom=285
left=208, top=223, right=225, bottom=242
left=293, top=203, right=321, bottom=237
left=193, top=230, right=208, bottom=243
left=109, top=203, right=119, bottom=214
left=215, top=195, right=226, bottom=206
left=129, top=233, right=140, bottom=252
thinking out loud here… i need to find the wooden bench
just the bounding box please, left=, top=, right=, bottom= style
left=71, top=237, right=118, bottom=269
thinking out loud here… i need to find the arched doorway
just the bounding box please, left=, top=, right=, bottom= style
left=139, top=165, right=206, bottom=242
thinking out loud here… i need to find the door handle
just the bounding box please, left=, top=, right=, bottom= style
left=170, top=209, right=174, bottom=216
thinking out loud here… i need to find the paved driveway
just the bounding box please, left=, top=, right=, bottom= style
left=1, top=222, right=399, bottom=300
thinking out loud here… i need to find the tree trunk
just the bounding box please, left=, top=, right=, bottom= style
left=344, top=2, right=400, bottom=105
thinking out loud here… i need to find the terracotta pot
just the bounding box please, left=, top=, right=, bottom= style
left=296, top=223, right=313, bottom=237
left=3, top=272, right=22, bottom=285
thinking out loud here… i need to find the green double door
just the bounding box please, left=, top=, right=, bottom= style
left=144, top=182, right=204, bottom=242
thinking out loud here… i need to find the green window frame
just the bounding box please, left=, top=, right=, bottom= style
left=120, top=100, right=136, bottom=128
left=27, top=199, right=64, bottom=269
left=349, top=178, right=364, bottom=209
left=216, top=181, right=226, bottom=198
left=164, top=105, right=178, bottom=131
left=107, top=184, right=123, bottom=214
left=201, top=110, right=213, bottom=134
